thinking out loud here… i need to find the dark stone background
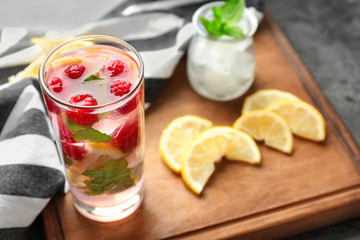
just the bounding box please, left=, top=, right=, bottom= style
left=267, top=0, right=360, bottom=239
left=267, top=0, right=360, bottom=146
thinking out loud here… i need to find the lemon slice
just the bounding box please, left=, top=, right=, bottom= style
left=87, top=142, right=124, bottom=158
left=159, top=115, right=213, bottom=173
left=214, top=126, right=261, bottom=164
left=73, top=142, right=124, bottom=172
left=68, top=142, right=124, bottom=186
left=84, top=142, right=124, bottom=170
left=9, top=37, right=93, bottom=82
left=9, top=37, right=72, bottom=82
left=181, top=128, right=233, bottom=194
left=242, top=89, right=299, bottom=115
left=31, top=37, right=93, bottom=56
left=52, top=55, right=82, bottom=67
left=9, top=55, right=45, bottom=82
left=233, top=110, right=293, bottom=154
left=30, top=36, right=72, bottom=53
left=267, top=99, right=326, bottom=141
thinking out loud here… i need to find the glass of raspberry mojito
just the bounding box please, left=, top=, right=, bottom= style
left=39, top=35, right=145, bottom=222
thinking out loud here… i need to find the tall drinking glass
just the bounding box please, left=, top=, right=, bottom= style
left=39, top=35, right=145, bottom=222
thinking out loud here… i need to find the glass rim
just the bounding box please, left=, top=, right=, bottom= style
left=192, top=1, right=258, bottom=41
left=38, top=35, right=144, bottom=110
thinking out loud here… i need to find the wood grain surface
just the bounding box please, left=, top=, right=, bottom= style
left=42, top=14, right=360, bottom=240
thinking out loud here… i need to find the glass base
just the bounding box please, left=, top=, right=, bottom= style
left=73, top=190, right=144, bottom=222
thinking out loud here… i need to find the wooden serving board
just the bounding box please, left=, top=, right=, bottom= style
left=42, top=14, right=360, bottom=240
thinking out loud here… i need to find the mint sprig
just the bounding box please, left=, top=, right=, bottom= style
left=82, top=64, right=105, bottom=83
left=200, top=0, right=245, bottom=39
left=83, top=74, right=103, bottom=83
left=66, top=117, right=85, bottom=132
left=66, top=117, right=113, bottom=143
left=72, top=128, right=114, bottom=142
left=83, top=159, right=134, bottom=195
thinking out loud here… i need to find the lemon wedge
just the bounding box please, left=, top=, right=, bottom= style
left=242, top=89, right=299, bottom=115
left=181, top=127, right=233, bottom=194
left=233, top=110, right=293, bottom=154
left=267, top=99, right=326, bottom=141
left=84, top=142, right=124, bottom=170
left=87, top=142, right=124, bottom=158
left=72, top=142, right=124, bottom=172
left=159, top=115, right=213, bottom=173
left=214, top=126, right=261, bottom=164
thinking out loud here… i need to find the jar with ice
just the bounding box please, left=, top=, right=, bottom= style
left=187, top=0, right=258, bottom=101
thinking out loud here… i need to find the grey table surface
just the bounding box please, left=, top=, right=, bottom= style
left=0, top=0, right=359, bottom=239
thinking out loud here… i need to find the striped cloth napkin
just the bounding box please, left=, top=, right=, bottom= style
left=0, top=1, right=263, bottom=239
left=0, top=78, right=65, bottom=239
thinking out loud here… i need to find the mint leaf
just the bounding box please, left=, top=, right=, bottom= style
left=72, top=128, right=114, bottom=142
left=66, top=117, right=85, bottom=132
left=83, top=159, right=134, bottom=195
left=200, top=17, right=223, bottom=37
left=213, top=6, right=223, bottom=22
left=83, top=74, right=103, bottom=83
left=221, top=23, right=244, bottom=39
left=221, top=0, right=245, bottom=24
left=200, top=5, right=223, bottom=37
left=65, top=116, right=113, bottom=142
left=63, top=154, right=73, bottom=167
left=200, top=0, right=246, bottom=39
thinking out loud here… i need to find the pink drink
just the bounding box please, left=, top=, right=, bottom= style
left=39, top=36, right=145, bottom=222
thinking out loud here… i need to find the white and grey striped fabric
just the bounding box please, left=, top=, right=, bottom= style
left=0, top=13, right=196, bottom=109
left=0, top=1, right=263, bottom=239
left=0, top=78, right=65, bottom=239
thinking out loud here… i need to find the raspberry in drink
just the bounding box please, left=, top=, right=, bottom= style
left=39, top=36, right=145, bottom=222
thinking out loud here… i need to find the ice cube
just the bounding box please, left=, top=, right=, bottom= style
left=92, top=111, right=126, bottom=136
left=233, top=50, right=255, bottom=80
left=189, top=36, right=210, bottom=66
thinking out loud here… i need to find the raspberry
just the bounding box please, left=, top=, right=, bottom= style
left=48, top=77, right=63, bottom=93
left=62, top=141, right=87, bottom=161
left=68, top=94, right=98, bottom=106
left=58, top=120, right=73, bottom=142
left=58, top=120, right=87, bottom=161
left=116, top=88, right=143, bottom=114
left=65, top=94, right=99, bottom=126
left=109, top=117, right=139, bottom=152
left=65, top=64, right=85, bottom=79
left=110, top=79, right=132, bottom=97
left=44, top=94, right=61, bottom=114
left=105, top=60, right=125, bottom=77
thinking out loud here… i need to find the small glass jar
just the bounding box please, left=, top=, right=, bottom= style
left=187, top=1, right=258, bottom=101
